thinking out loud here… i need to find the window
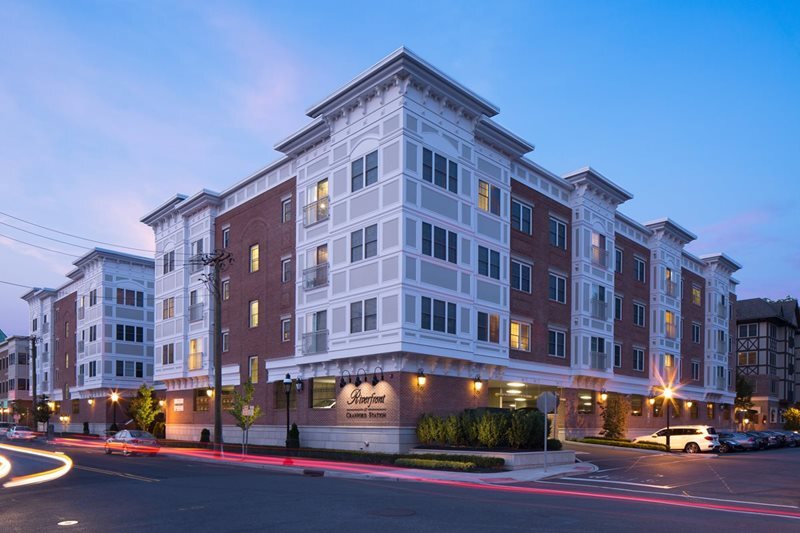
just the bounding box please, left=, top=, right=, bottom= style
left=509, top=321, right=530, bottom=351
left=194, top=389, right=209, bottom=412
left=162, top=251, right=175, bottom=275
left=281, top=258, right=292, bottom=283
left=305, top=179, right=329, bottom=226
left=477, top=312, right=500, bottom=343
left=511, top=200, right=532, bottom=234
left=281, top=318, right=291, bottom=342
left=478, top=180, right=500, bottom=215
left=88, top=360, right=97, bottom=377
left=32, top=317, right=38, bottom=331
left=274, top=380, right=297, bottom=409
left=548, top=330, right=566, bottom=357
left=116, top=325, right=143, bottom=343
left=116, top=360, right=124, bottom=377
left=664, top=353, right=674, bottom=368
left=614, top=296, right=622, bottom=321
left=65, top=321, right=70, bottom=337
left=249, top=244, right=260, bottom=272
left=282, top=198, right=292, bottom=223
left=136, top=362, right=143, bottom=378
left=631, top=396, right=643, bottom=416
left=351, top=150, right=379, bottom=192
left=422, top=148, right=458, bottom=193
left=691, top=360, right=700, bottom=381
left=222, top=227, right=230, bottom=248
left=222, top=332, right=229, bottom=353
left=633, top=348, right=644, bottom=371
left=614, top=344, right=622, bottom=367
left=422, top=223, right=457, bottom=264
left=549, top=217, right=567, bottom=249
left=249, top=300, right=259, bottom=328
left=248, top=356, right=259, bottom=384
left=117, top=289, right=144, bottom=307
left=691, top=285, right=701, bottom=306
left=665, top=311, right=677, bottom=338
left=71, top=399, right=79, bottom=414
left=222, top=280, right=230, bottom=301
left=665, top=268, right=677, bottom=296
left=548, top=273, right=567, bottom=303
left=350, top=298, right=377, bottom=333
left=591, top=233, right=607, bottom=267
left=420, top=297, right=456, bottom=334
left=351, top=224, right=378, bottom=262
left=510, top=260, right=531, bottom=293
left=478, top=246, right=501, bottom=280
left=162, top=297, right=175, bottom=319
left=738, top=351, right=757, bottom=365
left=738, top=324, right=757, bottom=338
left=692, top=323, right=701, bottom=343
left=633, top=303, right=646, bottom=327
left=707, top=403, right=715, bottom=420
left=614, top=248, right=623, bottom=274
left=634, top=257, right=646, bottom=282
left=311, top=377, right=336, bottom=409
left=577, top=390, right=594, bottom=414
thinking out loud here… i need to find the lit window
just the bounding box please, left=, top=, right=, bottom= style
left=249, top=300, right=259, bottom=328
left=222, top=280, right=230, bottom=301
left=478, top=180, right=500, bottom=215
left=510, top=321, right=530, bottom=351
left=691, top=285, right=701, bottom=306
left=477, top=312, right=500, bottom=343
left=249, top=244, right=260, bottom=272
left=281, top=318, right=291, bottom=342
left=248, top=356, right=259, bottom=384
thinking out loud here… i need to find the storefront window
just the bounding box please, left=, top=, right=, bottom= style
left=706, top=403, right=715, bottom=419
left=274, top=381, right=297, bottom=409
left=577, top=390, right=594, bottom=414
left=312, top=378, right=336, bottom=409
left=630, top=396, right=643, bottom=416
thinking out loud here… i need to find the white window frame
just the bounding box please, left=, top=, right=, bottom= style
left=510, top=259, right=532, bottom=293
left=510, top=199, right=532, bottom=234
left=548, top=329, right=566, bottom=358
left=548, top=273, right=567, bottom=304
left=509, top=320, right=531, bottom=351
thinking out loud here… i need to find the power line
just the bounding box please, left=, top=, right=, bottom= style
left=0, top=220, right=94, bottom=250
left=0, top=209, right=155, bottom=253
left=0, top=232, right=83, bottom=258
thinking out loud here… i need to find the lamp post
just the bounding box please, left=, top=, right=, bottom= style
left=663, top=387, right=673, bottom=453
left=110, top=392, right=120, bottom=432
left=283, top=373, right=292, bottom=447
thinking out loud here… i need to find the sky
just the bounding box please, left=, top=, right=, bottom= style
left=1, top=0, right=798, bottom=336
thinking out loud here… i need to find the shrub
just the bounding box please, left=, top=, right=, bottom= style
left=784, top=407, right=800, bottom=431
left=508, top=410, right=536, bottom=449
left=546, top=438, right=562, bottom=451
left=410, top=453, right=504, bottom=468
left=460, top=410, right=480, bottom=446
left=600, top=394, right=629, bottom=440
left=444, top=415, right=463, bottom=446
left=477, top=412, right=509, bottom=448
left=395, top=458, right=476, bottom=471
left=417, top=414, right=438, bottom=445
left=200, top=428, right=210, bottom=443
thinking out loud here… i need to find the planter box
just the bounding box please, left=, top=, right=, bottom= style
left=410, top=449, right=576, bottom=470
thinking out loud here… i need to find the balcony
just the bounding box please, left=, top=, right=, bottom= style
left=303, top=263, right=329, bottom=290
left=303, top=330, right=328, bottom=355
left=666, top=323, right=678, bottom=339
left=188, top=351, right=205, bottom=371
left=189, top=303, right=205, bottom=323
left=303, top=196, right=329, bottom=227
left=77, top=374, right=84, bottom=386
left=590, top=351, right=607, bottom=370
left=41, top=322, right=49, bottom=334
left=78, top=340, right=85, bottom=353
left=591, top=246, right=607, bottom=268
left=591, top=298, right=608, bottom=320
left=78, top=307, right=85, bottom=320
left=189, top=254, right=204, bottom=274
left=666, top=280, right=678, bottom=297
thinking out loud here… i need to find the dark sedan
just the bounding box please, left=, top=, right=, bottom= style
left=105, top=430, right=160, bottom=456
left=718, top=432, right=757, bottom=452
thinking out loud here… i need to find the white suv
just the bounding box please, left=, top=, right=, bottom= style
left=633, top=425, right=719, bottom=453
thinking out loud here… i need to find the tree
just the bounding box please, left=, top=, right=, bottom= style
left=784, top=407, right=800, bottom=431
left=735, top=375, right=754, bottom=412
left=600, top=394, right=629, bottom=440
left=227, top=381, right=263, bottom=454
left=127, top=384, right=162, bottom=433
left=34, top=395, right=52, bottom=426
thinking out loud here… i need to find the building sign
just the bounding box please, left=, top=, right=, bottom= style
left=173, top=398, right=184, bottom=412
left=242, top=405, right=255, bottom=417
left=344, top=388, right=388, bottom=420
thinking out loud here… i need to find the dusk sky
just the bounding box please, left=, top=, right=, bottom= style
left=1, top=1, right=798, bottom=336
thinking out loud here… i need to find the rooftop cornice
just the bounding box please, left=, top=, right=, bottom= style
left=176, top=189, right=222, bottom=218
left=20, top=287, right=57, bottom=302
left=274, top=117, right=329, bottom=156
left=564, top=166, right=633, bottom=206
left=681, top=249, right=705, bottom=267
left=699, top=252, right=742, bottom=274
left=644, top=217, right=697, bottom=245
left=475, top=117, right=534, bottom=159
left=71, top=247, right=155, bottom=272
left=140, top=194, right=188, bottom=226
left=615, top=211, right=653, bottom=236
left=305, top=47, right=499, bottom=122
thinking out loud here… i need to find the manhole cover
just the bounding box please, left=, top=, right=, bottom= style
left=368, top=508, right=416, bottom=518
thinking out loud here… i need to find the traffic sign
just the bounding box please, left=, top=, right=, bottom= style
left=536, top=392, right=558, bottom=413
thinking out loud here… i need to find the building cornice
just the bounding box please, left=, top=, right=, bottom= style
left=140, top=194, right=188, bottom=226
left=564, top=166, right=633, bottom=206
left=274, top=118, right=329, bottom=157
left=615, top=211, right=653, bottom=237
left=644, top=217, right=697, bottom=246
left=474, top=117, right=534, bottom=159
left=699, top=252, right=743, bottom=274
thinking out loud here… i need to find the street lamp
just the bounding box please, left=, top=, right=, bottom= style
left=110, top=391, right=120, bottom=431
left=283, top=373, right=292, bottom=447
left=59, top=414, right=70, bottom=435
left=663, top=387, right=673, bottom=453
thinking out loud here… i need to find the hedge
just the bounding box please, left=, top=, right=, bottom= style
left=579, top=438, right=667, bottom=452
left=395, top=458, right=477, bottom=471
left=410, top=453, right=504, bottom=468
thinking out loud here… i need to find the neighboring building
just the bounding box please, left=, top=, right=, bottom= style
left=142, top=48, right=742, bottom=451
left=0, top=335, right=33, bottom=425
left=736, top=297, right=799, bottom=429
left=22, top=248, right=155, bottom=433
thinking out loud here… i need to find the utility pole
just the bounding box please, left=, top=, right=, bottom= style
left=29, top=335, right=37, bottom=428
left=199, top=250, right=233, bottom=453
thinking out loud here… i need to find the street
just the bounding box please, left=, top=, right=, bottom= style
left=0, top=440, right=799, bottom=532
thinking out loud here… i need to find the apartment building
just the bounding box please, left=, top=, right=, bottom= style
left=142, top=48, right=742, bottom=451
left=0, top=335, right=32, bottom=425
left=736, top=297, right=799, bottom=429
left=22, top=248, right=155, bottom=433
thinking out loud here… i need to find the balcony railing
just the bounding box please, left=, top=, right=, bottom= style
left=666, top=323, right=678, bottom=339
left=303, top=196, right=329, bottom=227
left=189, top=303, right=205, bottom=323
left=41, top=322, right=49, bottom=333
left=78, top=307, right=85, bottom=320
left=303, top=263, right=329, bottom=290
left=591, top=246, right=608, bottom=268
left=78, top=340, right=85, bottom=353
left=302, top=330, right=328, bottom=355
left=189, top=254, right=204, bottom=274
left=666, top=280, right=678, bottom=297
left=77, top=375, right=84, bottom=386
left=591, top=298, right=608, bottom=320
left=717, top=304, right=726, bottom=318
left=188, top=351, right=204, bottom=371
left=590, top=351, right=607, bottom=370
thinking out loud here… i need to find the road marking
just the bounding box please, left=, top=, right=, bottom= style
left=573, top=451, right=590, bottom=455
left=74, top=465, right=159, bottom=483
left=562, top=477, right=674, bottom=489
left=539, top=479, right=800, bottom=509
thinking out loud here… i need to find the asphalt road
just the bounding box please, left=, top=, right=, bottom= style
left=0, top=440, right=798, bottom=532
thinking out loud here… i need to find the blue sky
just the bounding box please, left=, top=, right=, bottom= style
left=1, top=1, right=798, bottom=335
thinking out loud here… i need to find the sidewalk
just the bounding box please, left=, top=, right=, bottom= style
left=160, top=447, right=598, bottom=485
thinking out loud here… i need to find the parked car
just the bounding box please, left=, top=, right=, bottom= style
left=0, top=422, right=11, bottom=438
left=773, top=430, right=799, bottom=447
left=105, top=430, right=160, bottom=456
left=6, top=425, right=36, bottom=440
left=748, top=431, right=780, bottom=449
left=633, top=425, right=719, bottom=453
left=717, top=432, right=757, bottom=453
left=744, top=431, right=767, bottom=450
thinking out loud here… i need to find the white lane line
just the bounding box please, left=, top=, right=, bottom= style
left=561, top=477, right=674, bottom=489
left=539, top=479, right=800, bottom=509
left=74, top=465, right=159, bottom=483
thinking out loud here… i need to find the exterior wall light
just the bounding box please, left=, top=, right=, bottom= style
left=648, top=396, right=656, bottom=406
left=339, top=370, right=352, bottom=388
left=416, top=369, right=426, bottom=388
left=372, top=366, right=385, bottom=387
left=206, top=388, right=213, bottom=398
left=295, top=377, right=304, bottom=392
left=158, top=400, right=166, bottom=407
left=686, top=401, right=693, bottom=408
left=599, top=390, right=608, bottom=402
left=354, top=368, right=368, bottom=387
left=473, top=376, right=483, bottom=393
left=87, top=398, right=95, bottom=406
